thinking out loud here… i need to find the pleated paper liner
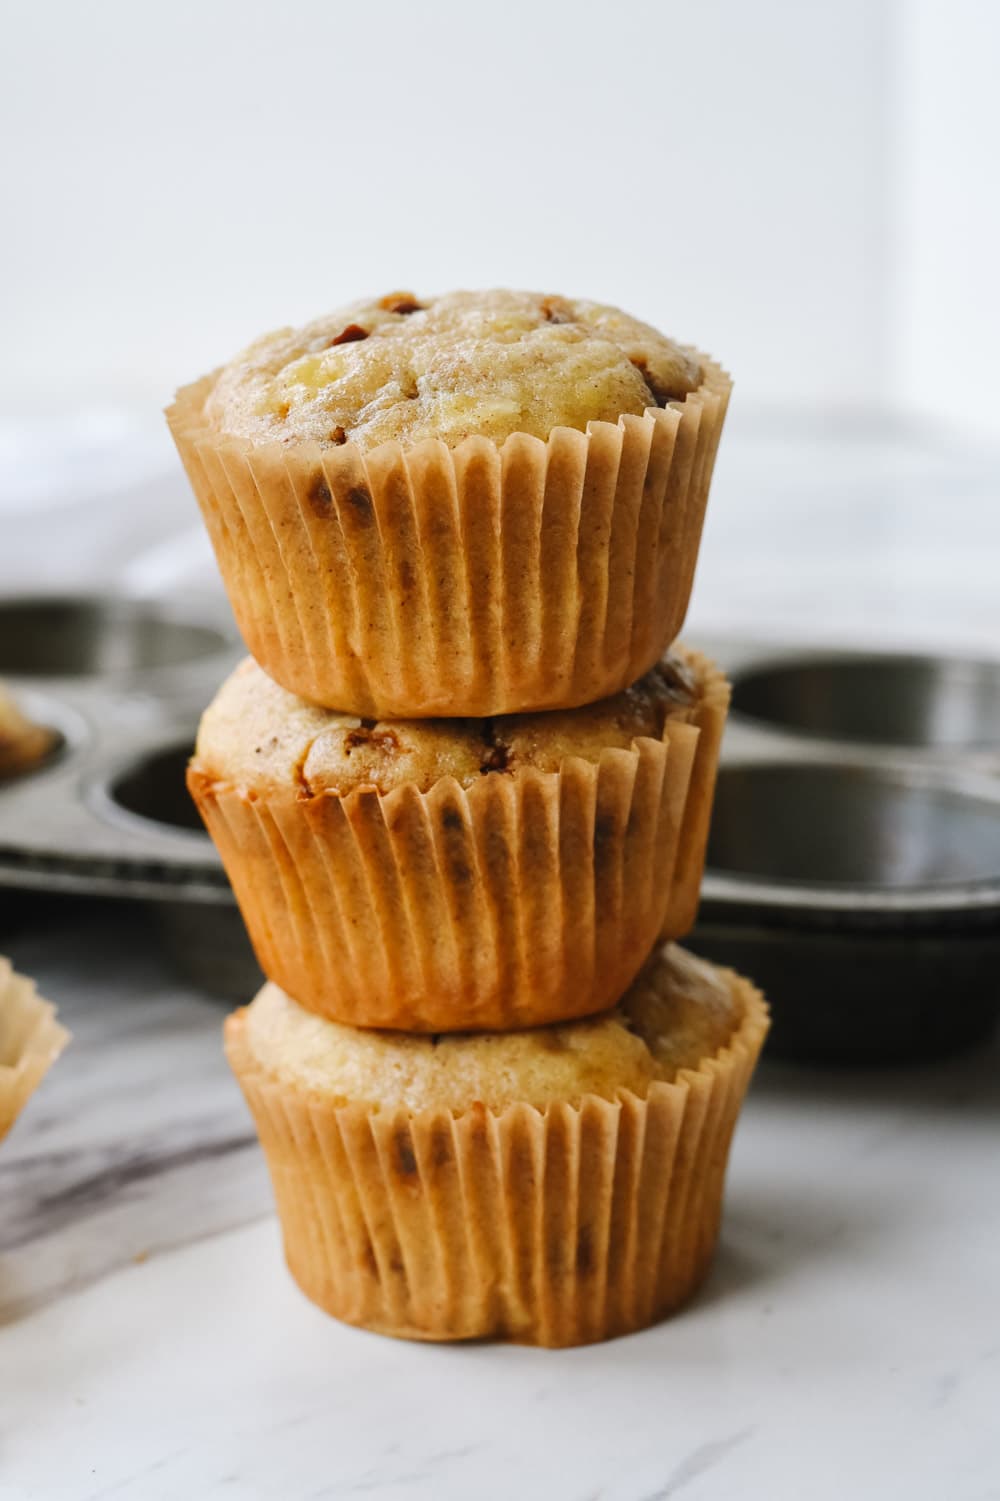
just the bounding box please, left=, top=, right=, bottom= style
left=0, top=957, right=69, bottom=1142
left=660, top=649, right=731, bottom=938
left=167, top=355, right=731, bottom=718
left=189, top=651, right=729, bottom=1031
left=224, top=962, right=769, bottom=1348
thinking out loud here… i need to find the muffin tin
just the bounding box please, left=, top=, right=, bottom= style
left=0, top=594, right=238, bottom=895
left=2, top=599, right=999, bottom=1061
left=694, top=644, right=1000, bottom=1062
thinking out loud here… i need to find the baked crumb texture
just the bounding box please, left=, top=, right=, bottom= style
left=167, top=292, right=731, bottom=717
left=224, top=946, right=769, bottom=1345
left=188, top=649, right=729, bottom=1032
left=192, top=649, right=700, bottom=797
left=206, top=290, right=703, bottom=451
left=244, top=943, right=742, bottom=1111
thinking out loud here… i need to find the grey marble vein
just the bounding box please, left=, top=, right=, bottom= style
left=0, top=903, right=272, bottom=1320
left=640, top=1430, right=755, bottom=1500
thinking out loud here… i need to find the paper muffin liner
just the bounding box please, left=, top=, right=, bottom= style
left=224, top=963, right=768, bottom=1347
left=190, top=718, right=700, bottom=1032
left=0, top=957, right=68, bottom=1143
left=659, top=649, right=731, bottom=938
left=167, top=356, right=731, bottom=717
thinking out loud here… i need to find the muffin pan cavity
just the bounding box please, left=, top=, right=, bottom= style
left=692, top=642, right=1000, bottom=1061
left=0, top=591, right=236, bottom=906
left=0, top=595, right=228, bottom=679
left=706, top=762, right=1000, bottom=897
left=730, top=652, right=1000, bottom=754
left=103, top=742, right=206, bottom=837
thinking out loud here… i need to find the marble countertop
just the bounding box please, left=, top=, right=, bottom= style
left=2, top=415, right=999, bottom=1500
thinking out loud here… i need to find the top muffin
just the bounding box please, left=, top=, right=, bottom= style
left=206, top=289, right=703, bottom=450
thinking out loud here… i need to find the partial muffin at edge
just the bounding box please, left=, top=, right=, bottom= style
left=0, top=957, right=69, bottom=1142
left=0, top=684, right=57, bottom=780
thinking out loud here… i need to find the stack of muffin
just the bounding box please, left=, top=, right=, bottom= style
left=169, top=290, right=769, bottom=1347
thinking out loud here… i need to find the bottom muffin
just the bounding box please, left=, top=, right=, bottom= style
left=225, top=943, right=768, bottom=1347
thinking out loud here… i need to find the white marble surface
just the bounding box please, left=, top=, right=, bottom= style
left=1, top=416, right=999, bottom=1500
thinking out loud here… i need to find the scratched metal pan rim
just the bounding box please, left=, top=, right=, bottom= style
left=728, top=648, right=1000, bottom=757
left=701, top=759, right=1000, bottom=922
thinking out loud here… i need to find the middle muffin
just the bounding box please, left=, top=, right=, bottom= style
left=189, top=647, right=728, bottom=1032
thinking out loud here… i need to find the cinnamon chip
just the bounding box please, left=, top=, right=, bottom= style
left=344, top=726, right=400, bottom=755
left=328, top=324, right=369, bottom=347
left=378, top=292, right=424, bottom=315
left=540, top=296, right=574, bottom=324
left=479, top=721, right=511, bottom=774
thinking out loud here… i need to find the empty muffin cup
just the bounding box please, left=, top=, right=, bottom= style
left=107, top=741, right=208, bottom=837
left=730, top=652, right=1000, bottom=752
left=695, top=760, right=1000, bottom=1062
left=705, top=761, right=1000, bottom=902
left=0, top=596, right=229, bottom=680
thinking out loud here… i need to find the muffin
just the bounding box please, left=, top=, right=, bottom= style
left=0, top=684, right=57, bottom=780
left=0, top=957, right=68, bottom=1142
left=189, top=647, right=729, bottom=1031
left=167, top=289, right=731, bottom=717
left=225, top=941, right=769, bottom=1346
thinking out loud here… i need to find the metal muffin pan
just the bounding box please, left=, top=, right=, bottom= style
left=0, top=594, right=240, bottom=904
left=693, top=641, right=1000, bottom=1062
left=0, top=595, right=230, bottom=681
left=729, top=651, right=1000, bottom=757
left=1, top=603, right=999, bottom=1059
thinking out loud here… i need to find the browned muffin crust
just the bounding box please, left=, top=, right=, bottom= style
left=244, top=942, right=743, bottom=1112
left=193, top=650, right=700, bottom=797
left=205, top=289, right=703, bottom=451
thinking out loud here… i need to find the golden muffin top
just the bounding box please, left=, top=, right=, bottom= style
left=205, top=289, right=702, bottom=451
left=244, top=943, right=741, bottom=1111
left=0, top=685, right=55, bottom=780
left=193, top=649, right=700, bottom=797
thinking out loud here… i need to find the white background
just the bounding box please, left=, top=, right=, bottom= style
left=1, top=0, right=997, bottom=439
